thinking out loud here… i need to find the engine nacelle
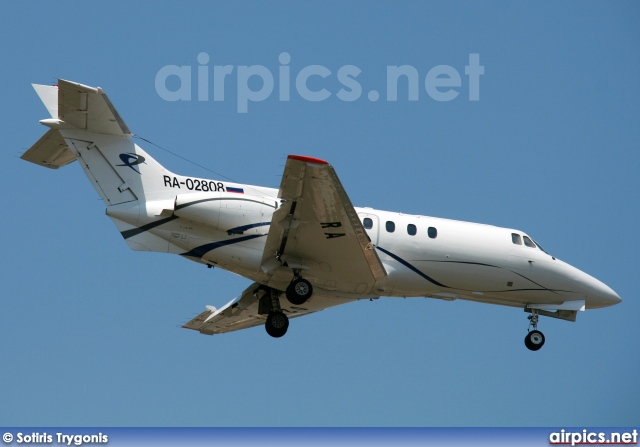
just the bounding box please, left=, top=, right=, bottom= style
left=174, top=191, right=277, bottom=234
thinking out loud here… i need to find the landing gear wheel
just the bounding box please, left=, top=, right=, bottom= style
left=285, top=277, right=313, bottom=305
left=265, top=311, right=289, bottom=338
left=524, top=330, right=545, bottom=351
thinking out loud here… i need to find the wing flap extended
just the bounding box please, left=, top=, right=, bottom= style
left=260, top=155, right=386, bottom=294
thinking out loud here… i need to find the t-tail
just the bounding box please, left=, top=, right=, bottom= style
left=22, top=80, right=183, bottom=253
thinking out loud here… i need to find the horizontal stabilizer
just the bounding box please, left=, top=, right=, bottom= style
left=20, top=129, right=75, bottom=169
left=57, top=79, right=131, bottom=136
left=30, top=80, right=131, bottom=136
left=23, top=79, right=132, bottom=169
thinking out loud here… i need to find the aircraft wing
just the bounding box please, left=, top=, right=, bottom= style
left=260, top=155, right=386, bottom=294
left=184, top=155, right=386, bottom=336
left=183, top=282, right=356, bottom=335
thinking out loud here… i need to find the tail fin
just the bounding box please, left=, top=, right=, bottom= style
left=22, top=79, right=175, bottom=205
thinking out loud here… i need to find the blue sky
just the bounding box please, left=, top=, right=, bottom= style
left=1, top=1, right=638, bottom=426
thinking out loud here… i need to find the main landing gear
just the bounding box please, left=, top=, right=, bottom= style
left=259, top=287, right=289, bottom=338
left=260, top=275, right=314, bottom=338
left=285, top=275, right=313, bottom=305
left=265, top=311, right=289, bottom=338
left=524, top=308, right=545, bottom=351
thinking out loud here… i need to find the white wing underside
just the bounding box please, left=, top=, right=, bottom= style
left=183, top=282, right=357, bottom=335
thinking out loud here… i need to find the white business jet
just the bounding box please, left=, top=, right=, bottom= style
left=22, top=80, right=621, bottom=350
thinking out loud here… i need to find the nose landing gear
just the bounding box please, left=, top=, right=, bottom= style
left=524, top=308, right=545, bottom=351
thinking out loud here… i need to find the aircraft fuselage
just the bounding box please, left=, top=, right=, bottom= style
left=106, top=184, right=620, bottom=312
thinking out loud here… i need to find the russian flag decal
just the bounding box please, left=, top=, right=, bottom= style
left=227, top=187, right=244, bottom=194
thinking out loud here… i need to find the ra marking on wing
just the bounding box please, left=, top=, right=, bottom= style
left=321, top=221, right=345, bottom=239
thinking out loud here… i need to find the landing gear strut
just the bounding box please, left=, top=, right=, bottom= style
left=524, top=308, right=545, bottom=351
left=285, top=275, right=313, bottom=305
left=259, top=287, right=289, bottom=338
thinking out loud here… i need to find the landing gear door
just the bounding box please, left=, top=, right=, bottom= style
left=358, top=213, right=380, bottom=246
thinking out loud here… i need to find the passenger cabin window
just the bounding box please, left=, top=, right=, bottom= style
left=363, top=218, right=373, bottom=229
left=386, top=221, right=395, bottom=233
left=428, top=227, right=437, bottom=239
left=407, top=224, right=417, bottom=236
left=523, top=236, right=536, bottom=248
left=512, top=233, right=522, bottom=245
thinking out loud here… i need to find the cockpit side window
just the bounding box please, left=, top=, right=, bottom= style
left=512, top=233, right=522, bottom=245
left=523, top=236, right=536, bottom=248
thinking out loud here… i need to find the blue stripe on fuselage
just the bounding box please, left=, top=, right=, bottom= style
left=181, top=234, right=266, bottom=259
left=376, top=245, right=449, bottom=288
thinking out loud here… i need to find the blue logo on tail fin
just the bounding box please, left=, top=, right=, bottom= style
left=117, top=153, right=146, bottom=174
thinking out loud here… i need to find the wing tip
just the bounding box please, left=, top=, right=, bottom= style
left=288, top=154, right=328, bottom=165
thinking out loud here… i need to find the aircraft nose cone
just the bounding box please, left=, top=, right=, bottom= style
left=596, top=283, right=622, bottom=307
left=562, top=261, right=621, bottom=308
left=551, top=260, right=621, bottom=308
left=582, top=274, right=621, bottom=308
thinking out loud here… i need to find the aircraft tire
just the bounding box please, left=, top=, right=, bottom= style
left=265, top=311, right=289, bottom=338
left=285, top=277, right=313, bottom=305
left=524, top=330, right=545, bottom=351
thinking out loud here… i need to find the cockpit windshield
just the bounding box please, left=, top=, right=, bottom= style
left=511, top=231, right=551, bottom=255
left=532, top=239, right=548, bottom=254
